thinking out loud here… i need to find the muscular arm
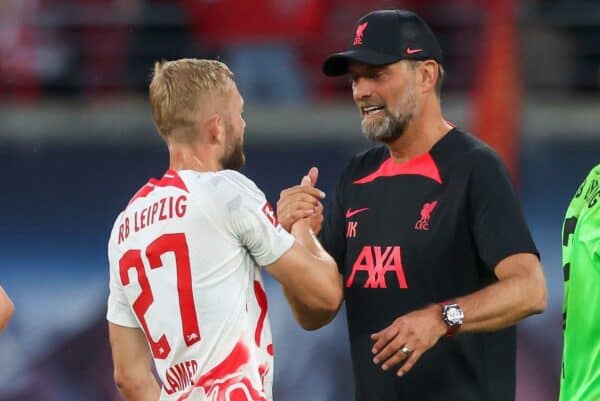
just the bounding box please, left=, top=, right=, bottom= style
left=109, top=322, right=160, bottom=401
left=371, top=252, right=547, bottom=376
left=0, top=286, right=14, bottom=332
left=266, top=220, right=344, bottom=330
left=456, top=252, right=547, bottom=332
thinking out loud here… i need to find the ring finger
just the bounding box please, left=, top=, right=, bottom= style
left=380, top=344, right=412, bottom=371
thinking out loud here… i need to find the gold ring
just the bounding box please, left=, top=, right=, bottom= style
left=400, top=345, right=411, bottom=355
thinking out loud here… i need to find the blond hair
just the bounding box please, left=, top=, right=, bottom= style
left=149, top=58, right=234, bottom=139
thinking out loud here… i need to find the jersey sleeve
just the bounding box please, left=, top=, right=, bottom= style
left=320, top=169, right=348, bottom=272
left=106, top=219, right=139, bottom=328
left=468, top=147, right=539, bottom=271
left=220, top=171, right=295, bottom=267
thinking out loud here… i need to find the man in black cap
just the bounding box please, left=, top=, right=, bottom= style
left=276, top=9, right=548, bottom=401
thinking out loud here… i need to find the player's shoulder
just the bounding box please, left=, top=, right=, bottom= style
left=582, top=163, right=600, bottom=183
left=572, top=163, right=600, bottom=217
left=180, top=169, right=264, bottom=204
left=435, top=127, right=501, bottom=167
left=445, top=128, right=507, bottom=174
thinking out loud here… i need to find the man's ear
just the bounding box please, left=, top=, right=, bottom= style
left=204, top=113, right=224, bottom=144
left=419, top=60, right=438, bottom=94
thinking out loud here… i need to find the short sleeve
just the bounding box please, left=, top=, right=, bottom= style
left=106, top=233, right=139, bottom=328
left=578, top=193, right=600, bottom=264
left=468, top=147, right=539, bottom=271
left=221, top=171, right=295, bottom=267
left=320, top=172, right=347, bottom=272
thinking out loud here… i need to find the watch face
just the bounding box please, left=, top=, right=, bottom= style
left=444, top=304, right=464, bottom=326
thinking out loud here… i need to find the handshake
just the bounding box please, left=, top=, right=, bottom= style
left=276, top=167, right=326, bottom=235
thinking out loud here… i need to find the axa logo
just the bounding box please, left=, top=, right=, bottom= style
left=353, top=21, right=368, bottom=45
left=346, top=245, right=408, bottom=289
left=415, top=200, right=438, bottom=231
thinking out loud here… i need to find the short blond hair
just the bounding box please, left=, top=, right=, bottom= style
left=149, top=58, right=234, bottom=139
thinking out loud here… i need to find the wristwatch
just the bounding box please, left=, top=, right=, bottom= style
left=440, top=301, right=464, bottom=336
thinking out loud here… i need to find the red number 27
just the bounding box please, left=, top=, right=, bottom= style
left=119, top=233, right=201, bottom=359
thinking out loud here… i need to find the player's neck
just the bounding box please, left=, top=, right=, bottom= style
left=168, top=142, right=222, bottom=173
left=386, top=100, right=451, bottom=163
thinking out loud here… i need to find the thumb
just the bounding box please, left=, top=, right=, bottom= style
left=308, top=166, right=319, bottom=186
left=300, top=166, right=319, bottom=187
left=301, top=166, right=318, bottom=187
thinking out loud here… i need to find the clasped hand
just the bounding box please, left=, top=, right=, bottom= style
left=276, top=167, right=325, bottom=234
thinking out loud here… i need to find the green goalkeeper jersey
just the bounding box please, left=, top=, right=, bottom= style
left=560, top=164, right=600, bottom=401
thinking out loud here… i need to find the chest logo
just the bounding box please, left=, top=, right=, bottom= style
left=415, top=200, right=438, bottom=231
left=345, top=207, right=369, bottom=218
left=346, top=245, right=408, bottom=289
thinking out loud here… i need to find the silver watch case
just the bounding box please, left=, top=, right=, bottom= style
left=442, top=303, right=464, bottom=327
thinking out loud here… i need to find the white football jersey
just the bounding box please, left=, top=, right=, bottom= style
left=106, top=169, right=294, bottom=401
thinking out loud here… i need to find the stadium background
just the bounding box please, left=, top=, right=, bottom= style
left=1, top=0, right=599, bottom=400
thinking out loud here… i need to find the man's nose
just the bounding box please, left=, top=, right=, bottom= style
left=352, top=77, right=373, bottom=101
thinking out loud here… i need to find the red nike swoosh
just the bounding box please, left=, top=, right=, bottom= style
left=345, top=208, right=369, bottom=218
left=406, top=48, right=423, bottom=54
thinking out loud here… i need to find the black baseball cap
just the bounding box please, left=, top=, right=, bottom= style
left=323, top=9, right=443, bottom=76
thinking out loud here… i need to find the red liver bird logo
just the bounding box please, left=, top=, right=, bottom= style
left=415, top=200, right=438, bottom=230
left=353, top=22, right=368, bottom=45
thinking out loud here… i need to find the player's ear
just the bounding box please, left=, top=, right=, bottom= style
left=203, top=113, right=224, bottom=144
left=419, top=60, right=438, bottom=94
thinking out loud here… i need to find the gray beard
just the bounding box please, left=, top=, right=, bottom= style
left=361, top=108, right=412, bottom=144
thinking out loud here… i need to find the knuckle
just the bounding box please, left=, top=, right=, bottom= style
left=304, top=194, right=316, bottom=202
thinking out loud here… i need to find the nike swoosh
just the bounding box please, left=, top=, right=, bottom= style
left=406, top=48, right=423, bottom=54
left=345, top=208, right=369, bottom=218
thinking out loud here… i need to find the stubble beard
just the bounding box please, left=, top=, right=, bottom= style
left=220, top=120, right=245, bottom=171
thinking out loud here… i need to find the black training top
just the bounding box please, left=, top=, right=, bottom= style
left=320, top=128, right=538, bottom=401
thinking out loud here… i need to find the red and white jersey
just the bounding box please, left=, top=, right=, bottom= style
left=106, top=169, right=294, bottom=401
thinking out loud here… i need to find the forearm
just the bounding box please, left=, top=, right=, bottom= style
left=267, top=221, right=343, bottom=325
left=288, top=222, right=342, bottom=308
left=116, top=371, right=160, bottom=401
left=291, top=220, right=327, bottom=258
left=282, top=286, right=338, bottom=330
left=456, top=260, right=546, bottom=333
left=110, top=323, right=160, bottom=401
